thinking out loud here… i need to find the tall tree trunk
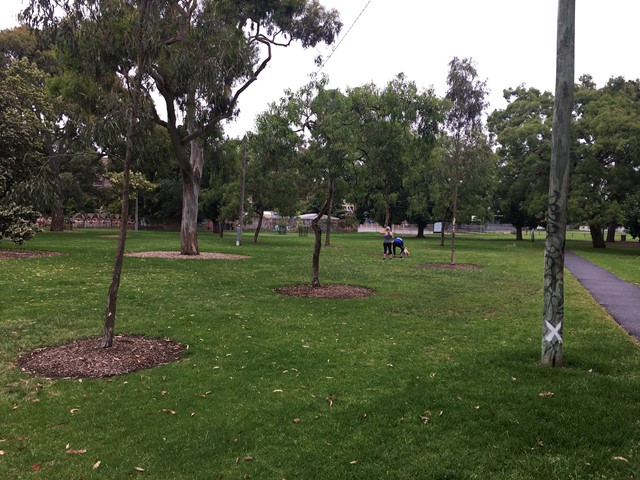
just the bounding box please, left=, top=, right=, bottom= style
left=325, top=199, right=332, bottom=247
left=219, top=220, right=224, bottom=238
left=180, top=139, right=203, bottom=255
left=416, top=224, right=425, bottom=238
left=384, top=202, right=391, bottom=228
left=450, top=189, right=458, bottom=265
left=236, top=140, right=247, bottom=246
left=606, top=221, right=616, bottom=243
left=541, top=0, right=575, bottom=368
left=48, top=154, right=65, bottom=232
left=311, top=178, right=334, bottom=287
left=50, top=203, right=65, bottom=232
left=515, top=225, right=523, bottom=241
left=102, top=40, right=147, bottom=348
left=590, top=225, right=606, bottom=248
left=253, top=209, right=264, bottom=243
left=439, top=221, right=445, bottom=246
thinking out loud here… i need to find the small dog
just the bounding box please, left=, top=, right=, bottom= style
left=402, top=247, right=410, bottom=257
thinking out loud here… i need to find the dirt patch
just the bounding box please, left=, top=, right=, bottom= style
left=0, top=250, right=62, bottom=260
left=613, top=241, right=640, bottom=249
left=126, top=251, right=250, bottom=260
left=419, top=263, right=482, bottom=270
left=17, top=335, right=185, bottom=380
left=274, top=284, right=375, bottom=299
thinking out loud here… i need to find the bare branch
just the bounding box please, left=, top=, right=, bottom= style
left=182, top=35, right=274, bottom=143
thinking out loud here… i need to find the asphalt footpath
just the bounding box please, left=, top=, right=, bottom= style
left=564, top=250, right=640, bottom=339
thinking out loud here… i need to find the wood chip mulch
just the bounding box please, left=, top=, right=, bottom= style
left=0, top=250, right=62, bottom=260
left=125, top=251, right=250, bottom=260
left=274, top=284, right=375, bottom=299
left=418, top=263, right=482, bottom=270
left=16, top=335, right=185, bottom=380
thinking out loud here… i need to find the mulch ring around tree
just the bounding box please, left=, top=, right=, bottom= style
left=17, top=335, right=185, bottom=380
left=418, top=263, right=483, bottom=270
left=125, top=251, right=250, bottom=260
left=0, top=250, right=62, bottom=260
left=274, top=284, right=375, bottom=299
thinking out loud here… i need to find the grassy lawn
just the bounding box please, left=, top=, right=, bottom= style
left=1, top=230, right=639, bottom=479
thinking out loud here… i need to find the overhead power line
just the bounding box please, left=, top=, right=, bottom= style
left=317, top=0, right=374, bottom=73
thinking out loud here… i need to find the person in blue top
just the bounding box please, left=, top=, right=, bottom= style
left=381, top=226, right=394, bottom=259
left=392, top=237, right=410, bottom=257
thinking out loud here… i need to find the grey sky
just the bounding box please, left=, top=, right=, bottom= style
left=2, top=1, right=639, bottom=138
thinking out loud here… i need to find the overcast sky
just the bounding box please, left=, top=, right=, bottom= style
left=2, top=1, right=640, bottom=138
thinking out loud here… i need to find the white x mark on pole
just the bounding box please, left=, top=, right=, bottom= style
left=545, top=321, right=563, bottom=344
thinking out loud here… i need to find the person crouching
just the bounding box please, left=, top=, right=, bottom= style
left=393, top=237, right=410, bottom=257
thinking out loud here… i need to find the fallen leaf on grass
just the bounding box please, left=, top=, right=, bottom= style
left=69, top=408, right=79, bottom=415
left=273, top=389, right=283, bottom=393
left=612, top=456, right=629, bottom=462
left=31, top=464, right=41, bottom=472
left=326, top=396, right=336, bottom=407
left=420, top=411, right=432, bottom=425
left=293, top=418, right=301, bottom=424
left=93, top=460, right=101, bottom=470
left=538, top=391, right=554, bottom=398
left=161, top=409, right=176, bottom=415
left=0, top=450, right=5, bottom=455
left=66, top=449, right=87, bottom=454
left=134, top=466, right=145, bottom=471
left=350, top=460, right=357, bottom=465
left=243, top=456, right=253, bottom=461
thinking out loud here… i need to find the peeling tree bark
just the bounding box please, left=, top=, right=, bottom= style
left=179, top=138, right=203, bottom=256
left=542, top=0, right=575, bottom=368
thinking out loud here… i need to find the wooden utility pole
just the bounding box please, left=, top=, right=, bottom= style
left=541, top=0, right=575, bottom=367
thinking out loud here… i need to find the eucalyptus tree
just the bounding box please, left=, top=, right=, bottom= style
left=1, top=24, right=129, bottom=232
left=24, top=1, right=340, bottom=255
left=624, top=190, right=640, bottom=240
left=435, top=57, right=493, bottom=264
left=245, top=102, right=301, bottom=242
left=570, top=75, right=640, bottom=247
left=200, top=136, right=248, bottom=236
left=134, top=0, right=341, bottom=255
left=0, top=57, right=54, bottom=242
left=286, top=77, right=357, bottom=286
left=402, top=87, right=446, bottom=237
left=23, top=0, right=160, bottom=347
left=488, top=86, right=554, bottom=240
left=349, top=74, right=443, bottom=232
left=349, top=75, right=414, bottom=227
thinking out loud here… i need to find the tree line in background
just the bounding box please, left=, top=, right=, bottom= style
left=2, top=8, right=640, bottom=255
